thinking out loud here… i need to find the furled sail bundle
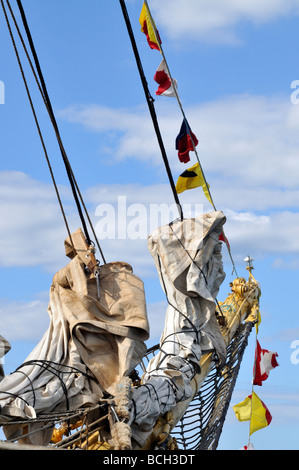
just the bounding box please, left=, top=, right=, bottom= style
left=0, top=335, right=11, bottom=382
left=128, top=211, right=227, bottom=448
left=0, top=229, right=149, bottom=446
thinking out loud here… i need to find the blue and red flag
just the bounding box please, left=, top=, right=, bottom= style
left=175, top=120, right=198, bottom=163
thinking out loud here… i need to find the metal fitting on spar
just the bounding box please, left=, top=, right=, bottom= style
left=229, top=277, right=249, bottom=295
left=147, top=454, right=195, bottom=465
left=231, top=284, right=249, bottom=295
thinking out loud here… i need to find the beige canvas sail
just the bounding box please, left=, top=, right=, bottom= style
left=0, top=231, right=149, bottom=445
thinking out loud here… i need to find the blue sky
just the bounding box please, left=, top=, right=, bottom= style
left=0, top=0, right=298, bottom=450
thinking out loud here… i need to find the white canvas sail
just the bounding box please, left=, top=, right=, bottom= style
left=128, top=211, right=227, bottom=447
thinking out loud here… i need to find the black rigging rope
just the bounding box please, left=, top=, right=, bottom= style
left=15, top=0, right=91, bottom=246
left=0, top=0, right=76, bottom=249
left=119, top=0, right=184, bottom=221
left=3, top=0, right=106, bottom=264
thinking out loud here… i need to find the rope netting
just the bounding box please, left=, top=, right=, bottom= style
left=0, top=322, right=253, bottom=450
left=170, top=321, right=254, bottom=450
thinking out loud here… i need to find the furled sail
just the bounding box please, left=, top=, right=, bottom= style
left=0, top=335, right=11, bottom=382
left=0, top=213, right=260, bottom=450
left=0, top=229, right=149, bottom=445
left=128, top=211, right=227, bottom=448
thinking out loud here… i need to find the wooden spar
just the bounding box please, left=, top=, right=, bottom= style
left=0, top=440, right=64, bottom=450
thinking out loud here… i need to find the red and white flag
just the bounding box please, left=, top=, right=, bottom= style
left=240, top=442, right=255, bottom=450
left=253, top=340, right=279, bottom=386
left=219, top=231, right=230, bottom=250
left=154, top=59, right=177, bottom=97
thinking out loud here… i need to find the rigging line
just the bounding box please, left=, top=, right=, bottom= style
left=156, top=252, right=200, bottom=339
left=248, top=329, right=259, bottom=446
left=18, top=360, right=71, bottom=412
left=168, top=221, right=230, bottom=323
left=168, top=221, right=222, bottom=306
left=15, top=359, right=98, bottom=383
left=7, top=0, right=106, bottom=264
left=0, top=390, right=30, bottom=406
left=12, top=369, right=36, bottom=408
left=119, top=0, right=184, bottom=221
left=15, top=0, right=106, bottom=263
left=15, top=0, right=89, bottom=243
left=0, top=0, right=75, bottom=252
left=144, top=0, right=238, bottom=278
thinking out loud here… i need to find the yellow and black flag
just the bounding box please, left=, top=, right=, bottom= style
left=176, top=162, right=212, bottom=205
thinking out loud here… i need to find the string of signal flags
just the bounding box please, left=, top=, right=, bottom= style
left=138, top=0, right=237, bottom=275
left=233, top=315, right=279, bottom=450
left=138, top=3, right=280, bottom=450
left=139, top=1, right=210, bottom=200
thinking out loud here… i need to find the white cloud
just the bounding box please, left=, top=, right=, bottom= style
left=149, top=0, right=299, bottom=44
left=0, top=293, right=166, bottom=345
left=2, top=91, right=299, bottom=278
left=0, top=171, right=77, bottom=271
left=272, top=257, right=299, bottom=270
left=60, top=94, right=299, bottom=192
left=223, top=209, right=299, bottom=262
left=0, top=96, right=299, bottom=277
left=85, top=181, right=299, bottom=273
left=0, top=173, right=297, bottom=344
left=0, top=293, right=50, bottom=342
left=176, top=94, right=299, bottom=191
left=59, top=103, right=161, bottom=163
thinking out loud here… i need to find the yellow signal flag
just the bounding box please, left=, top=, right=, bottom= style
left=176, top=162, right=213, bottom=205
left=233, top=391, right=272, bottom=436
left=255, top=308, right=262, bottom=334
left=139, top=2, right=161, bottom=52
